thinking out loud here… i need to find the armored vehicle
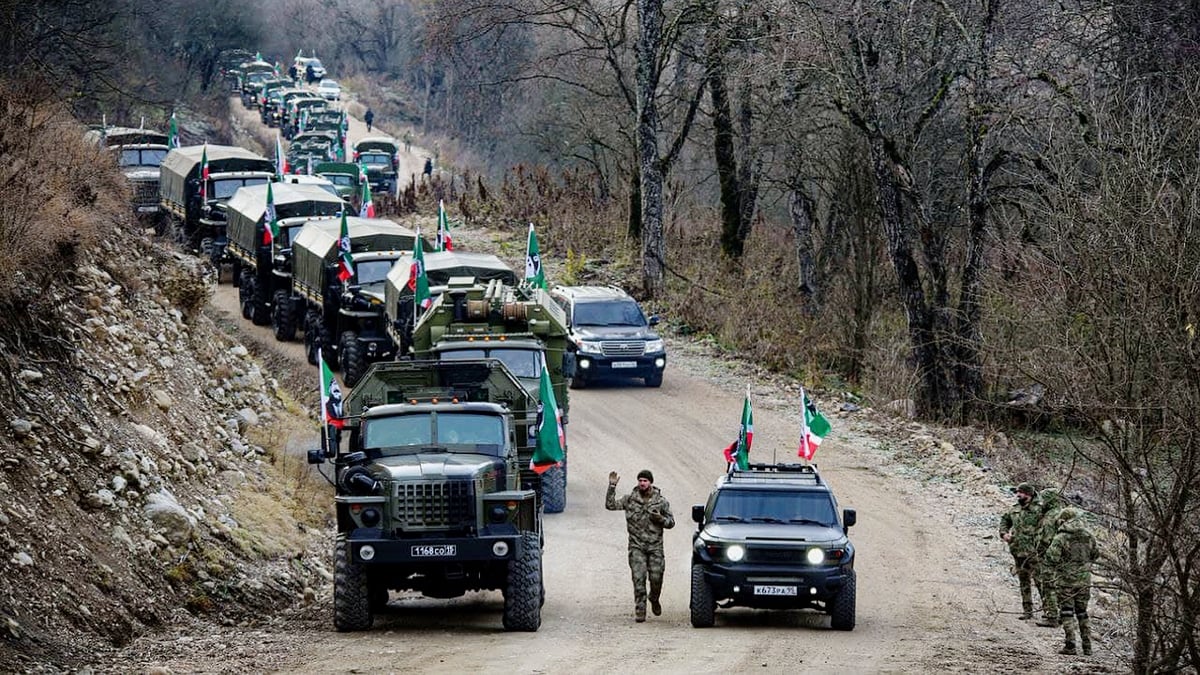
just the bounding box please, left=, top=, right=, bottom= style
left=549, top=284, right=667, bottom=388
left=159, top=145, right=275, bottom=255
left=689, top=463, right=857, bottom=630
left=224, top=183, right=345, bottom=326
left=308, top=359, right=544, bottom=632
left=290, top=217, right=430, bottom=383
left=315, top=161, right=361, bottom=204
left=353, top=137, right=401, bottom=193
left=86, top=126, right=170, bottom=216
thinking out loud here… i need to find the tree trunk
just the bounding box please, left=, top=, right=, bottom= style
left=790, top=185, right=819, bottom=314
left=637, top=0, right=665, bottom=297
left=708, top=4, right=743, bottom=258
left=627, top=165, right=642, bottom=241
left=735, top=74, right=758, bottom=241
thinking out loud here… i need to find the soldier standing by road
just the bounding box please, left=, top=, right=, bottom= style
left=606, top=469, right=675, bottom=622
left=1000, top=482, right=1043, bottom=620
left=364, top=108, right=375, bottom=133
left=1043, top=507, right=1099, bottom=655
left=1035, top=488, right=1066, bottom=627
left=403, top=129, right=413, bottom=153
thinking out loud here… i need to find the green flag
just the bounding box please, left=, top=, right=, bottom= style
left=530, top=353, right=565, bottom=473
left=525, top=223, right=546, bottom=289
left=723, top=389, right=753, bottom=470
left=168, top=112, right=179, bottom=149
left=407, top=228, right=430, bottom=314
left=798, top=387, right=831, bottom=461
left=264, top=181, right=279, bottom=245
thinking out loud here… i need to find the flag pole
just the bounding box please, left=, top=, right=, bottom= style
left=800, top=386, right=810, bottom=465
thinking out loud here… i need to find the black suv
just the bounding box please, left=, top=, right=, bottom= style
left=689, top=463, right=857, bottom=629
left=549, top=285, right=666, bottom=388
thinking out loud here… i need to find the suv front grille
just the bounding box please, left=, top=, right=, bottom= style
left=393, top=480, right=475, bottom=530
left=601, top=341, right=645, bottom=357
left=748, top=547, right=803, bottom=564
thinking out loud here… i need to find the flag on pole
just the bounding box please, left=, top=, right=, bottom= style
left=199, top=144, right=210, bottom=201
left=168, top=112, right=180, bottom=149
left=722, top=387, right=753, bottom=470
left=336, top=210, right=355, bottom=282
left=798, top=387, right=831, bottom=461
left=436, top=200, right=454, bottom=251
left=407, top=228, right=431, bottom=313
left=530, top=353, right=566, bottom=474
left=359, top=175, right=375, bottom=218
left=319, top=348, right=345, bottom=429
left=263, top=181, right=279, bottom=246
left=306, top=155, right=314, bottom=177
left=525, top=223, right=546, bottom=288
left=275, top=133, right=288, bottom=179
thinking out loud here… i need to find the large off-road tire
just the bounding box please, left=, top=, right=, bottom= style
left=645, top=372, right=663, bottom=388
left=239, top=277, right=256, bottom=321
left=540, top=457, right=567, bottom=514
left=339, top=331, right=367, bottom=387
left=502, top=532, right=542, bottom=632
left=272, top=290, right=298, bottom=342
left=829, top=569, right=856, bottom=631
left=690, top=563, right=716, bottom=628
left=250, top=297, right=271, bottom=326
left=333, top=536, right=372, bottom=632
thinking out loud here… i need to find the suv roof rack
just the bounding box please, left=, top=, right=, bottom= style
left=724, top=462, right=823, bottom=484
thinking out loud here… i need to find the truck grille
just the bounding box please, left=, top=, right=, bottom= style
left=601, top=341, right=645, bottom=357
left=131, top=179, right=159, bottom=208
left=393, top=480, right=475, bottom=530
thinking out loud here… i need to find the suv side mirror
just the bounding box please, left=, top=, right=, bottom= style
left=692, top=504, right=705, bottom=524
left=842, top=508, right=857, bottom=530
left=648, top=315, right=660, bottom=326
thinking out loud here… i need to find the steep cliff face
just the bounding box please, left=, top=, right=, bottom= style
left=0, top=225, right=328, bottom=671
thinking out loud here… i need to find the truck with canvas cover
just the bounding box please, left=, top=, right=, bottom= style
left=315, top=161, right=361, bottom=205
left=158, top=145, right=274, bottom=256
left=285, top=97, right=328, bottom=139
left=224, top=183, right=345, bottom=327
left=353, top=137, right=400, bottom=194
left=384, top=250, right=519, bottom=356
left=307, top=359, right=544, bottom=632
left=290, top=218, right=431, bottom=384
left=85, top=126, right=170, bottom=216
left=406, top=278, right=574, bottom=513
left=240, top=60, right=276, bottom=107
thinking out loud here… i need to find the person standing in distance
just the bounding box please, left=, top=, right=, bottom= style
left=606, top=469, right=675, bottom=622
left=1000, top=482, right=1043, bottom=620
left=364, top=108, right=375, bottom=133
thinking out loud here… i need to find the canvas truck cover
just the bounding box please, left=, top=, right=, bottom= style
left=225, top=183, right=345, bottom=253
left=159, top=145, right=274, bottom=206
left=85, top=127, right=169, bottom=148
left=354, top=136, right=400, bottom=153
left=291, top=218, right=427, bottom=297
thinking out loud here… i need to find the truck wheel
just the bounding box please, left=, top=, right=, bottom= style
left=645, top=372, right=663, bottom=388
left=250, top=298, right=272, bottom=326
left=333, top=535, right=372, bottom=632
left=340, top=331, right=366, bottom=387
left=200, top=237, right=214, bottom=259
left=540, top=459, right=567, bottom=514
left=272, top=290, right=297, bottom=342
left=502, top=532, right=542, bottom=632
left=239, top=277, right=256, bottom=320
left=690, top=563, right=715, bottom=628
left=829, top=569, right=856, bottom=631
left=230, top=260, right=241, bottom=288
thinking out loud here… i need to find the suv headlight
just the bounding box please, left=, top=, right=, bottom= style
left=645, top=339, right=664, bottom=353
left=806, top=547, right=825, bottom=565
left=576, top=339, right=602, bottom=354
left=726, top=544, right=746, bottom=562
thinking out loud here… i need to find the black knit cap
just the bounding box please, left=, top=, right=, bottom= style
left=637, top=469, right=654, bottom=482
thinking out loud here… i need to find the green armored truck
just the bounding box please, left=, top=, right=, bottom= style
left=159, top=145, right=274, bottom=257
left=405, top=279, right=574, bottom=513
left=223, top=183, right=345, bottom=326
left=290, top=217, right=431, bottom=384
left=307, top=359, right=544, bottom=632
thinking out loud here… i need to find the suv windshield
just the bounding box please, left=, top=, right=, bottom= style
left=712, top=489, right=837, bottom=525
left=574, top=299, right=646, bottom=327
left=363, top=412, right=504, bottom=456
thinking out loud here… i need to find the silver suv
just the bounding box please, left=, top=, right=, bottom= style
left=549, top=285, right=666, bottom=388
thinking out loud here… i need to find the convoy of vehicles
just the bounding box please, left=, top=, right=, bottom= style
left=158, top=144, right=274, bottom=258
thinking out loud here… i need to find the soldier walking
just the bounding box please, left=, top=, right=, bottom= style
left=606, top=469, right=675, bottom=622
left=1044, top=507, right=1099, bottom=655
left=1000, top=482, right=1043, bottom=620
left=1035, top=488, right=1066, bottom=627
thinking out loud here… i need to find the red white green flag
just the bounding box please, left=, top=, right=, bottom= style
left=262, top=181, right=279, bottom=246
left=199, top=144, right=210, bottom=201
left=275, top=133, right=288, bottom=179
left=336, top=210, right=355, bottom=282
left=319, top=348, right=344, bottom=429
left=407, top=228, right=431, bottom=313
left=436, top=200, right=454, bottom=251
left=525, top=223, right=546, bottom=289
left=168, top=112, right=180, bottom=149
left=359, top=173, right=374, bottom=218
left=798, top=387, right=831, bottom=461
left=723, top=387, right=753, bottom=470
left=530, top=353, right=565, bottom=474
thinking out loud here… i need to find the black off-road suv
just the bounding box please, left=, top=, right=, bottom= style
left=689, top=463, right=857, bottom=629
left=549, top=284, right=666, bottom=388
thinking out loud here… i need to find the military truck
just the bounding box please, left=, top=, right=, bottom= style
left=315, top=161, right=361, bottom=205
left=405, top=279, right=574, bottom=513
left=285, top=97, right=328, bottom=139
left=159, top=145, right=274, bottom=255
left=223, top=183, right=345, bottom=326
left=240, top=60, right=276, bottom=107
left=85, top=126, right=170, bottom=216
left=353, top=137, right=401, bottom=193
left=288, top=130, right=337, bottom=171
left=290, top=218, right=431, bottom=383
left=307, top=359, right=544, bottom=632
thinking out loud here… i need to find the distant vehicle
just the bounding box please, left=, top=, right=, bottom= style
left=84, top=126, right=170, bottom=216
left=280, top=173, right=340, bottom=200
left=294, top=56, right=326, bottom=81
left=317, top=79, right=341, bottom=101
left=550, top=284, right=667, bottom=388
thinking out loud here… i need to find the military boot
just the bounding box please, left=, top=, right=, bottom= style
left=1058, top=616, right=1078, bottom=655
left=1036, top=616, right=1061, bottom=627
left=1078, top=616, right=1092, bottom=655
left=634, top=605, right=646, bottom=623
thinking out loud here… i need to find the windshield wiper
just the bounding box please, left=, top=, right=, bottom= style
left=750, top=516, right=785, bottom=523
left=713, top=515, right=744, bottom=522
left=787, top=518, right=829, bottom=526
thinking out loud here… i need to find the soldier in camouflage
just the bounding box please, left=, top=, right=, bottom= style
left=1043, top=507, right=1099, bottom=655
left=1034, top=488, right=1065, bottom=627
left=606, top=469, right=675, bottom=622
left=1000, top=482, right=1043, bottom=619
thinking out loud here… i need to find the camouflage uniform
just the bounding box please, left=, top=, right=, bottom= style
left=1044, top=508, right=1099, bottom=655
left=1034, top=489, right=1065, bottom=626
left=999, top=483, right=1042, bottom=619
left=606, top=479, right=675, bottom=621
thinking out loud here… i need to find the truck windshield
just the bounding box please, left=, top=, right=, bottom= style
left=354, top=259, right=397, bottom=285
left=711, top=489, right=837, bottom=525
left=574, top=299, right=646, bottom=327
left=438, top=348, right=541, bottom=379
left=360, top=153, right=391, bottom=166
left=363, top=412, right=504, bottom=456
left=119, top=148, right=167, bottom=167
left=210, top=177, right=269, bottom=199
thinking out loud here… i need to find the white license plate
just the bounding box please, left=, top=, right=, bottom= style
left=753, top=585, right=797, bottom=596
left=136, top=206, right=159, bottom=213
left=612, top=361, right=637, bottom=369
left=411, top=544, right=456, bottom=557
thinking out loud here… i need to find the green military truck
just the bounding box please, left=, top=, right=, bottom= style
left=158, top=145, right=274, bottom=257
left=315, top=161, right=361, bottom=205
left=353, top=137, right=400, bottom=194
left=85, top=126, right=170, bottom=217
left=223, top=183, right=345, bottom=326
left=307, top=359, right=544, bottom=632
left=290, top=218, right=431, bottom=383
left=406, top=279, right=574, bottom=513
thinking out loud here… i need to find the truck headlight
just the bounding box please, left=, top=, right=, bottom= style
left=726, top=544, right=746, bottom=562
left=645, top=339, right=664, bottom=353
left=359, top=545, right=375, bottom=561
left=492, top=541, right=509, bottom=557
left=806, top=547, right=825, bottom=565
